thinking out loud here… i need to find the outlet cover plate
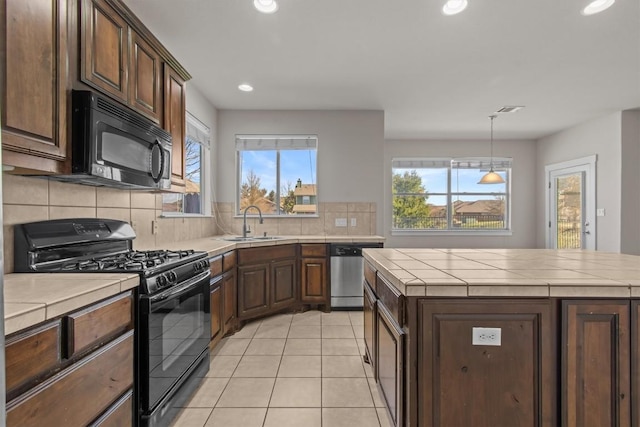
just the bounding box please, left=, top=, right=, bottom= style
left=335, top=218, right=347, bottom=227
left=472, top=327, right=502, bottom=346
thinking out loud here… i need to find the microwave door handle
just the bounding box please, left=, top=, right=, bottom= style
left=150, top=140, right=164, bottom=183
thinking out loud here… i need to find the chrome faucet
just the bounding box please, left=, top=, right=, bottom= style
left=242, top=205, right=263, bottom=238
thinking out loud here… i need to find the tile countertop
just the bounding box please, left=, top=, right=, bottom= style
left=4, top=273, right=140, bottom=335
left=3, top=235, right=384, bottom=335
left=362, top=248, right=640, bottom=298
left=161, top=235, right=386, bottom=258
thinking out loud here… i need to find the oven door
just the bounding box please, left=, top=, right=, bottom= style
left=139, top=269, right=211, bottom=412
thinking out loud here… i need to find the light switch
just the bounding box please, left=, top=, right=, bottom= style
left=597, top=208, right=606, bottom=217
left=335, top=218, right=347, bottom=227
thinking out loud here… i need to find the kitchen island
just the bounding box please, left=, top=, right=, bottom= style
left=362, top=248, right=640, bottom=427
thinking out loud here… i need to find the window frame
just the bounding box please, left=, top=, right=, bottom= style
left=161, top=112, right=212, bottom=217
left=391, top=157, right=512, bottom=235
left=235, top=135, right=318, bottom=217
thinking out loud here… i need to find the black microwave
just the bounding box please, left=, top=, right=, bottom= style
left=59, top=90, right=172, bottom=190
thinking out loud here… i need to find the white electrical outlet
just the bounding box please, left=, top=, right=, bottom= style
left=335, top=218, right=347, bottom=227
left=152, top=220, right=158, bottom=235
left=351, top=218, right=357, bottom=227
left=472, top=327, right=502, bottom=346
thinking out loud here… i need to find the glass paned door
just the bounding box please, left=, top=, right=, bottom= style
left=554, top=172, right=584, bottom=249
left=546, top=156, right=596, bottom=250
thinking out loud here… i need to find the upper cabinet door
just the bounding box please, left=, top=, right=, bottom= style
left=81, top=0, right=128, bottom=102
left=164, top=63, right=186, bottom=186
left=1, top=0, right=69, bottom=172
left=129, top=31, right=161, bottom=123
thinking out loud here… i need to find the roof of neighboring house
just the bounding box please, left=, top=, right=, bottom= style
left=185, top=179, right=200, bottom=194
left=292, top=204, right=317, bottom=213
left=294, top=184, right=317, bottom=197
left=455, top=200, right=502, bottom=214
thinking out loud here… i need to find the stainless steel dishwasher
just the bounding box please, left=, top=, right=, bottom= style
left=330, top=242, right=383, bottom=309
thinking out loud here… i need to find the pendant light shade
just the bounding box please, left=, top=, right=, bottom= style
left=478, top=115, right=505, bottom=185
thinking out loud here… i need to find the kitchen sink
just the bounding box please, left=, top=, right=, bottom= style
left=217, top=236, right=281, bottom=242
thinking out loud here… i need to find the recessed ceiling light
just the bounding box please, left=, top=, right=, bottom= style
left=254, top=0, right=278, bottom=14
left=581, top=0, right=615, bottom=15
left=442, top=0, right=468, bottom=16
left=238, top=84, right=254, bottom=92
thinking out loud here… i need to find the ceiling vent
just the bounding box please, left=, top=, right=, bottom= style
left=495, top=106, right=525, bottom=114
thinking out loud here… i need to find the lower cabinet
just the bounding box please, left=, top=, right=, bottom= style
left=210, top=276, right=223, bottom=346
left=418, top=299, right=556, bottom=427
left=562, top=300, right=631, bottom=427
left=300, top=244, right=330, bottom=309
left=222, top=268, right=237, bottom=335
left=377, top=303, right=405, bottom=427
left=237, top=245, right=297, bottom=321
left=5, top=291, right=135, bottom=427
left=363, top=277, right=377, bottom=370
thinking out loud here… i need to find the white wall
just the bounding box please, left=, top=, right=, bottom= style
left=536, top=112, right=622, bottom=251
left=216, top=110, right=385, bottom=232
left=621, top=110, right=640, bottom=255
left=384, top=139, right=538, bottom=248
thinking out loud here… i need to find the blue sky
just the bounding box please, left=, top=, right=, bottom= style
left=241, top=150, right=317, bottom=193
left=394, top=167, right=507, bottom=205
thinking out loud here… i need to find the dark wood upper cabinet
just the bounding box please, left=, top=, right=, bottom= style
left=1, top=0, right=69, bottom=173
left=129, top=30, right=162, bottom=123
left=81, top=0, right=129, bottom=102
left=164, top=63, right=187, bottom=187
left=562, top=300, right=631, bottom=427
left=2, top=0, right=190, bottom=177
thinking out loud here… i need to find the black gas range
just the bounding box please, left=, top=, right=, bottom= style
left=14, top=218, right=211, bottom=427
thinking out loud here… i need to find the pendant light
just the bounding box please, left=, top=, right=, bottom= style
left=478, top=115, right=505, bottom=184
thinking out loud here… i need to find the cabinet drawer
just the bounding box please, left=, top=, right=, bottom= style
left=376, top=274, right=404, bottom=327
left=66, top=292, right=133, bottom=358
left=5, top=321, right=62, bottom=400
left=364, top=261, right=377, bottom=295
left=238, top=244, right=296, bottom=265
left=89, top=390, right=133, bottom=427
left=301, top=244, right=327, bottom=257
left=210, top=255, right=223, bottom=277
left=7, top=331, right=134, bottom=427
left=223, top=250, right=237, bottom=271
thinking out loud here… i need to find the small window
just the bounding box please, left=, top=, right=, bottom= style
left=236, top=135, right=318, bottom=216
left=162, top=113, right=211, bottom=215
left=392, top=158, right=511, bottom=231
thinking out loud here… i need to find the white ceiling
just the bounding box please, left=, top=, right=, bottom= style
left=124, top=0, right=640, bottom=140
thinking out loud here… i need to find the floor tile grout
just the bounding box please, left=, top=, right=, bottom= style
left=173, top=310, right=382, bottom=426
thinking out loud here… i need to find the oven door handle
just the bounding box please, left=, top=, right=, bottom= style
left=148, top=270, right=210, bottom=304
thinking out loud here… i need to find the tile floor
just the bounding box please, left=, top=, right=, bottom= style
left=170, top=310, right=393, bottom=427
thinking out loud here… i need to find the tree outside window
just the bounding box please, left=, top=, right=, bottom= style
left=236, top=136, right=318, bottom=216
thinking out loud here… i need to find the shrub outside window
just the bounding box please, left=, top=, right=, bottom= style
left=392, top=158, right=511, bottom=231
left=236, top=135, right=318, bottom=216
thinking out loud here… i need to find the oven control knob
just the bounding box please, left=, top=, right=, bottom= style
left=156, top=275, right=167, bottom=288
left=167, top=271, right=178, bottom=282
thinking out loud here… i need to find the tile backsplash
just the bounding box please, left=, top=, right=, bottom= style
left=2, top=174, right=378, bottom=273
left=2, top=174, right=215, bottom=273
left=213, top=202, right=377, bottom=238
